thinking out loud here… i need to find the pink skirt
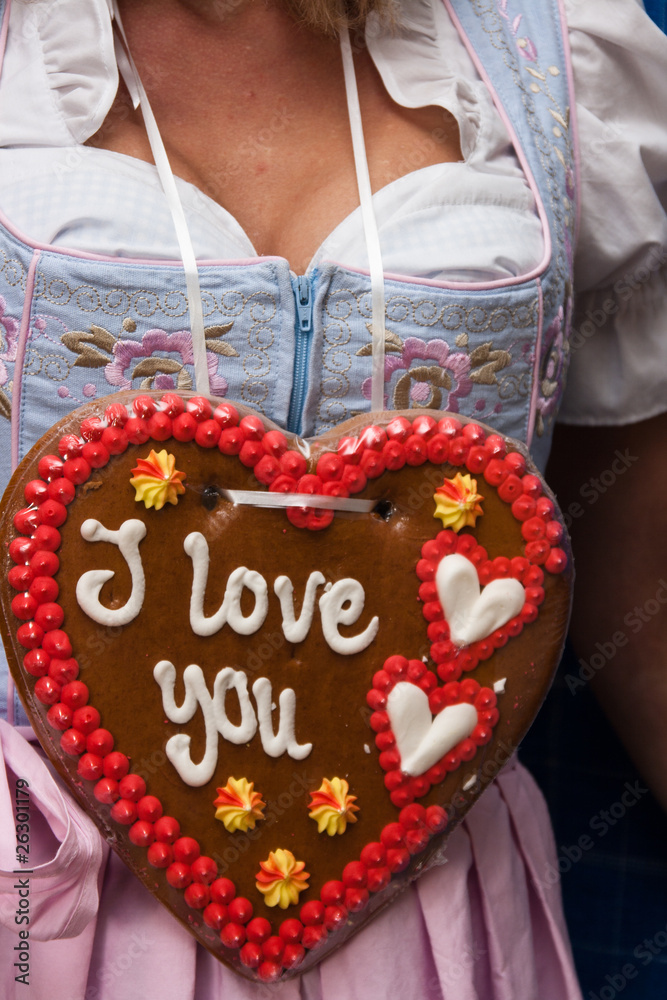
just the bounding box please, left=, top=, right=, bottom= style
left=0, top=720, right=582, bottom=1000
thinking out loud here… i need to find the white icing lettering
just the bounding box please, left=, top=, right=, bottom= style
left=274, top=571, right=326, bottom=643
left=153, top=661, right=219, bottom=787
left=154, top=661, right=311, bottom=785
left=184, top=531, right=269, bottom=637
left=319, top=578, right=379, bottom=655
left=436, top=554, right=525, bottom=647
left=252, top=677, right=312, bottom=760
left=76, top=519, right=146, bottom=626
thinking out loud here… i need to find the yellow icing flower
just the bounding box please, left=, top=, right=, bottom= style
left=130, top=450, right=186, bottom=510
left=255, top=849, right=309, bottom=909
left=214, top=777, right=266, bottom=833
left=308, top=777, right=359, bottom=836
left=433, top=473, right=484, bottom=532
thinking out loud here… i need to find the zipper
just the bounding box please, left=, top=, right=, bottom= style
left=287, top=273, right=314, bottom=434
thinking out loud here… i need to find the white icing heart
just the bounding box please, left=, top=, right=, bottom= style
left=387, top=682, right=478, bottom=777
left=436, top=553, right=525, bottom=646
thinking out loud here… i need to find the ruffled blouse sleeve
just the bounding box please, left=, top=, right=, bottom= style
left=559, top=0, right=667, bottom=425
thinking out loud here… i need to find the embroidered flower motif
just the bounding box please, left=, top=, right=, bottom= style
left=214, top=777, right=266, bottom=833
left=0, top=296, right=19, bottom=419
left=361, top=335, right=472, bottom=412
left=255, top=850, right=310, bottom=909
left=535, top=292, right=572, bottom=436
left=308, top=777, right=359, bottom=836
left=433, top=473, right=484, bottom=532
left=130, top=450, right=186, bottom=510
left=60, top=322, right=238, bottom=396
left=106, top=329, right=231, bottom=395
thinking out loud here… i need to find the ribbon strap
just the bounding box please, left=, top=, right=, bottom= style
left=340, top=27, right=386, bottom=414
left=110, top=0, right=211, bottom=396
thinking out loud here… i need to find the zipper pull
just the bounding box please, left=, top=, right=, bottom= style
left=295, top=275, right=312, bottom=333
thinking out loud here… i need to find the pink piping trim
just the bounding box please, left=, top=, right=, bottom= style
left=11, top=250, right=40, bottom=469
left=442, top=0, right=552, bottom=276
left=526, top=276, right=544, bottom=446
left=326, top=259, right=541, bottom=291
left=0, top=0, right=9, bottom=66
left=556, top=0, right=581, bottom=246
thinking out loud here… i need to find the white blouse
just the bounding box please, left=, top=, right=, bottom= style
left=0, top=0, right=665, bottom=425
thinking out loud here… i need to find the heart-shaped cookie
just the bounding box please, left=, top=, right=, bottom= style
left=0, top=392, right=572, bottom=982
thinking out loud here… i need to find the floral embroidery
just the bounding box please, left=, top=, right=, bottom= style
left=535, top=289, right=572, bottom=437
left=357, top=328, right=512, bottom=413
left=0, top=295, right=19, bottom=420
left=61, top=319, right=238, bottom=395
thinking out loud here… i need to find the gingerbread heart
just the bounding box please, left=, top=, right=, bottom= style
left=0, top=392, right=571, bottom=982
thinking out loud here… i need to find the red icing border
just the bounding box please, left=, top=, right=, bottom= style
left=6, top=395, right=567, bottom=981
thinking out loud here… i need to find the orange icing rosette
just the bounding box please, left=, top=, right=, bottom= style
left=255, top=849, right=310, bottom=909
left=433, top=472, right=484, bottom=532
left=308, top=777, right=359, bottom=836
left=214, top=777, right=266, bottom=833
left=130, top=449, right=186, bottom=510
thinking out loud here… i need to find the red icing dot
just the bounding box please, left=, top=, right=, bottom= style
left=72, top=705, right=100, bottom=734
left=385, top=415, right=412, bottom=442
left=343, top=889, right=369, bottom=913
left=383, top=440, right=406, bottom=470
left=93, top=777, right=119, bottom=805
left=342, top=861, right=367, bottom=889
left=38, top=455, right=64, bottom=481
left=366, top=867, right=390, bottom=893
left=239, top=439, right=264, bottom=468
left=118, top=768, right=147, bottom=800
left=104, top=403, right=128, bottom=427
left=324, top=904, right=348, bottom=932
left=14, top=508, right=40, bottom=535
left=125, top=417, right=151, bottom=445
left=154, top=815, right=180, bottom=844
left=100, top=426, right=128, bottom=455
left=137, top=795, right=163, bottom=823
left=545, top=547, right=568, bottom=574
left=320, top=881, right=346, bottom=907
left=60, top=680, right=88, bottom=708
left=148, top=412, right=174, bottom=441
left=173, top=412, right=198, bottom=442
left=386, top=847, right=410, bottom=873
left=32, top=525, right=62, bottom=553
left=190, top=856, right=218, bottom=884
left=360, top=449, right=385, bottom=479
left=161, top=394, right=185, bottom=418
left=173, top=836, right=200, bottom=865
left=30, top=550, right=59, bottom=577
left=86, top=728, right=114, bottom=756
left=128, top=820, right=155, bottom=848
left=46, top=703, right=72, bottom=730
left=105, top=754, right=131, bottom=782
left=132, top=395, right=157, bottom=419
left=62, top=457, right=91, bottom=485
left=300, top=900, right=325, bottom=926
left=184, top=883, right=210, bottom=909
left=404, top=435, right=427, bottom=466
left=23, top=648, right=50, bottom=677
left=34, top=602, right=64, bottom=631
left=24, top=480, right=49, bottom=505
left=110, top=799, right=138, bottom=826
left=257, top=961, right=281, bottom=982
left=186, top=396, right=213, bottom=422
left=316, top=452, right=344, bottom=481
left=220, top=923, right=246, bottom=950
left=341, top=464, right=367, bottom=494
left=213, top=402, right=239, bottom=428
left=60, top=728, right=86, bottom=756
left=240, top=943, right=262, bottom=969
left=278, top=918, right=303, bottom=944
left=9, top=537, right=38, bottom=564
left=33, top=676, right=61, bottom=705
left=147, top=842, right=173, bottom=868
left=165, top=863, right=191, bottom=892
left=283, top=944, right=305, bottom=970
left=11, top=593, right=38, bottom=621
left=17, top=622, right=45, bottom=650
left=210, top=877, right=236, bottom=905
left=195, top=419, right=221, bottom=448
left=465, top=444, right=487, bottom=473
left=254, top=454, right=281, bottom=485
left=80, top=418, right=104, bottom=442
left=77, top=753, right=104, bottom=782
left=246, top=917, right=272, bottom=944
left=47, top=478, right=76, bottom=505
left=203, top=903, right=229, bottom=930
